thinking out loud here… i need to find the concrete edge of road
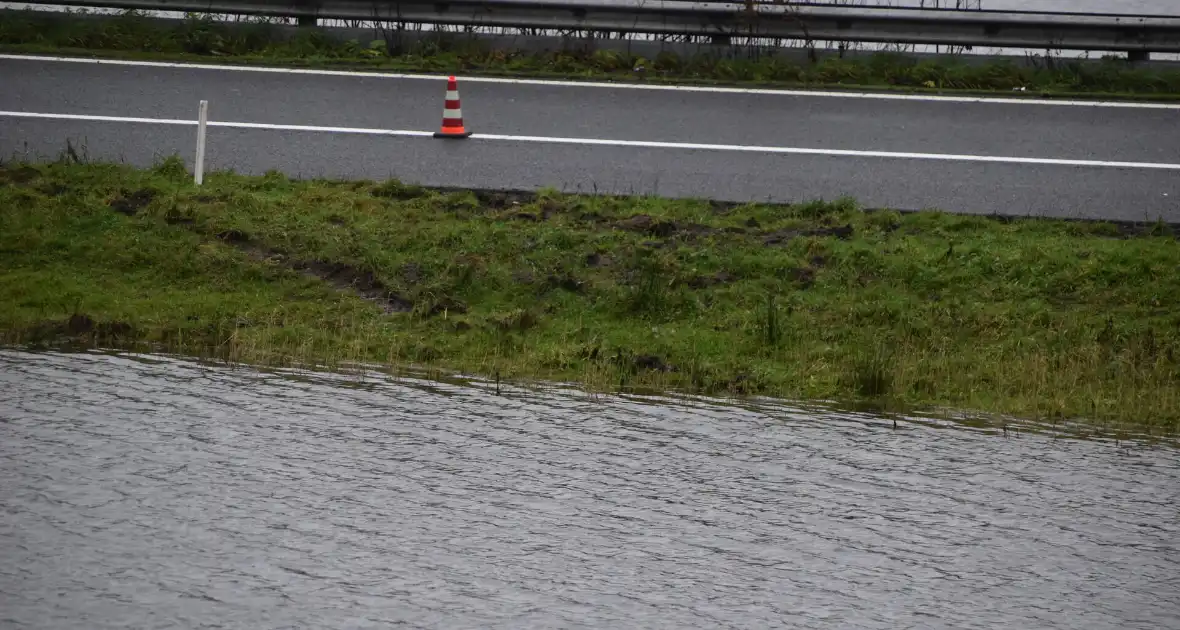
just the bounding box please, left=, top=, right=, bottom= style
left=6, top=52, right=1180, bottom=110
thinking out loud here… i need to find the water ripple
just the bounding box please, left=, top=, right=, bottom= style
left=1, top=349, right=1177, bottom=629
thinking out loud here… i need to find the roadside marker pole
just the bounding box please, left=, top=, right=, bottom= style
left=195, top=99, right=208, bottom=185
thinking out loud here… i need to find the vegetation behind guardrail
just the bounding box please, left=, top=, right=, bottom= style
left=3, top=9, right=1180, bottom=98
left=13, top=0, right=1180, bottom=58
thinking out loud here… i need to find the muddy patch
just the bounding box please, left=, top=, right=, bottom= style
left=371, top=180, right=429, bottom=200
left=721, top=372, right=760, bottom=395
left=633, top=354, right=675, bottom=373
left=685, top=271, right=738, bottom=289
left=109, top=189, right=156, bottom=216
left=543, top=272, right=586, bottom=294
left=38, top=183, right=69, bottom=197
left=680, top=223, right=718, bottom=238
left=512, top=269, right=536, bottom=285
left=784, top=266, right=817, bottom=288
left=290, top=260, right=413, bottom=313
left=472, top=190, right=533, bottom=210
left=467, top=190, right=569, bottom=217
left=0, top=165, right=41, bottom=185
left=163, top=205, right=196, bottom=226
left=66, top=313, right=95, bottom=334
left=616, top=214, right=661, bottom=235
left=211, top=231, right=414, bottom=313
left=613, top=213, right=722, bottom=240
left=763, top=224, right=854, bottom=246
left=400, top=262, right=425, bottom=285
left=23, top=314, right=137, bottom=343
left=490, top=309, right=538, bottom=332
left=615, top=214, right=716, bottom=240
left=538, top=198, right=565, bottom=219
left=609, top=349, right=677, bottom=374
left=423, top=296, right=468, bottom=317
left=215, top=229, right=250, bottom=244
left=585, top=252, right=613, bottom=268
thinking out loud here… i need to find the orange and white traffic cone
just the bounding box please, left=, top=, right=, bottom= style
left=433, top=75, right=472, bottom=139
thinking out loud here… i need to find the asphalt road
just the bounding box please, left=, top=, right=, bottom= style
left=2, top=55, right=1178, bottom=221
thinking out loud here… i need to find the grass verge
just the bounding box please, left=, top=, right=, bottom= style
left=2, top=158, right=1179, bottom=432
left=3, top=9, right=1180, bottom=99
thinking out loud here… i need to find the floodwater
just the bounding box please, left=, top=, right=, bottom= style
left=1, top=349, right=1178, bottom=629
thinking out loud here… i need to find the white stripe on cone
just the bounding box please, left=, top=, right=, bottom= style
left=446, top=90, right=460, bottom=100
left=443, top=109, right=462, bottom=119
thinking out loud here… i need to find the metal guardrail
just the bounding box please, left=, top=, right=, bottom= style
left=19, top=0, right=1180, bottom=55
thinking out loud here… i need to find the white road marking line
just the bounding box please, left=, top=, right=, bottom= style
left=3, top=109, right=1179, bottom=170
left=472, top=132, right=1180, bottom=169
left=3, top=53, right=1180, bottom=110
left=0, top=110, right=434, bottom=137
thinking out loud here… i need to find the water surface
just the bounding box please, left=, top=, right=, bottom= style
left=1, top=350, right=1178, bottom=629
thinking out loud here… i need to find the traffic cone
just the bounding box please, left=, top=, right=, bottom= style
left=433, top=75, right=472, bottom=139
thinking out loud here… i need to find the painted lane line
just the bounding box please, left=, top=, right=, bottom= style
left=0, top=110, right=433, bottom=137
left=471, top=132, right=1180, bottom=169
left=3, top=109, right=1179, bottom=170
left=3, top=53, right=1180, bottom=110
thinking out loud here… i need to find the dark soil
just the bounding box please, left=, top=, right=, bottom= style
left=424, top=296, right=468, bottom=317
left=293, top=260, right=415, bottom=313
left=108, top=188, right=156, bottom=216
left=685, top=271, right=739, bottom=289
left=615, top=214, right=717, bottom=240
left=400, top=262, right=425, bottom=285
left=585, top=252, right=613, bottom=268
left=763, top=224, right=855, bottom=246
left=785, top=266, right=817, bottom=288
left=209, top=228, right=415, bottom=313
left=21, top=314, right=137, bottom=344
left=543, top=273, right=586, bottom=294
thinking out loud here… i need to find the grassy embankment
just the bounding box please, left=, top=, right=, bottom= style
left=2, top=9, right=1180, bottom=99
left=2, top=159, right=1179, bottom=431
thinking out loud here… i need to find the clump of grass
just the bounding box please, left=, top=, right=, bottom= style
left=764, top=292, right=780, bottom=348
left=2, top=9, right=1180, bottom=97
left=3, top=158, right=1180, bottom=433
left=846, top=342, right=896, bottom=401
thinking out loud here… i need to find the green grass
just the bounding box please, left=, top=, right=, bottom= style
left=3, top=158, right=1179, bottom=432
left=3, top=9, right=1180, bottom=99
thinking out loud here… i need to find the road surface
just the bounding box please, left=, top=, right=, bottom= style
left=1, top=55, right=1178, bottom=221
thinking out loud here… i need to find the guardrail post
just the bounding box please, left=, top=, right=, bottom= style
left=294, top=0, right=318, bottom=27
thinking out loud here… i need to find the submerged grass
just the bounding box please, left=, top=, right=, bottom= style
left=2, top=159, right=1179, bottom=432
left=3, top=9, right=1180, bottom=98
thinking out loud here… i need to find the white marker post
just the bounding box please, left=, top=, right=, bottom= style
left=194, top=99, right=208, bottom=186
